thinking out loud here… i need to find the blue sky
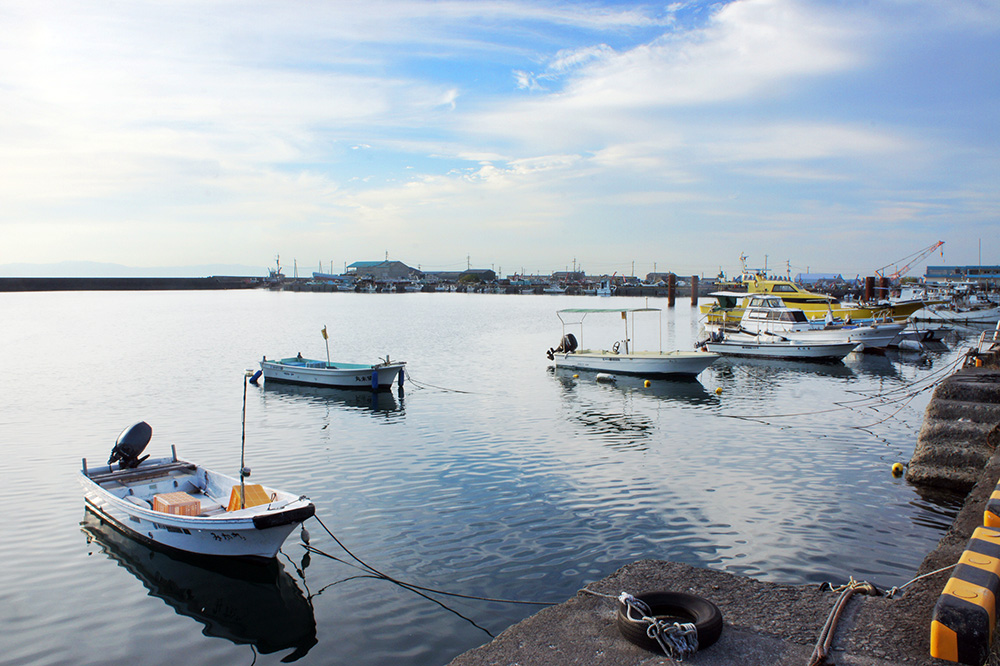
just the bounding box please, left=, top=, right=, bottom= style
left=2, top=0, right=997, bottom=278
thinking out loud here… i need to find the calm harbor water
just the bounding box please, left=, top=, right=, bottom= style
left=0, top=290, right=969, bottom=665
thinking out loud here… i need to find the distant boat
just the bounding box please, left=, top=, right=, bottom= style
left=80, top=422, right=315, bottom=560
left=546, top=307, right=719, bottom=377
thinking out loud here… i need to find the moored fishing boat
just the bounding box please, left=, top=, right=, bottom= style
left=257, top=325, right=405, bottom=390
left=259, top=355, right=405, bottom=390
left=699, top=276, right=929, bottom=323
left=80, top=422, right=315, bottom=560
left=710, top=295, right=906, bottom=351
left=546, top=307, right=719, bottom=377
left=701, top=333, right=859, bottom=362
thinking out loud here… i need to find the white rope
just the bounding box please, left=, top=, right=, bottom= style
left=619, top=592, right=699, bottom=661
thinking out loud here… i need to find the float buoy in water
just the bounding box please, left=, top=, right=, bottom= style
left=892, top=462, right=905, bottom=477
left=595, top=373, right=616, bottom=383
left=715, top=387, right=723, bottom=395
left=644, top=380, right=651, bottom=387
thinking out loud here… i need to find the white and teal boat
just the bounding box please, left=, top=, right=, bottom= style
left=258, top=355, right=405, bottom=390
left=546, top=307, right=719, bottom=377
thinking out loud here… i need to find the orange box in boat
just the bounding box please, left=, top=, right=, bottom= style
left=227, top=483, right=273, bottom=511
left=152, top=491, right=201, bottom=516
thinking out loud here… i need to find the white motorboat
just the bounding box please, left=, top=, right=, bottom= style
left=546, top=308, right=719, bottom=377
left=719, top=295, right=906, bottom=351
left=911, top=302, right=1000, bottom=326
left=258, top=355, right=405, bottom=390
left=80, top=422, right=315, bottom=560
left=702, top=333, right=859, bottom=361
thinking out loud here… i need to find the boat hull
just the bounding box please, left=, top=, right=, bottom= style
left=703, top=340, right=858, bottom=361
left=551, top=350, right=719, bottom=377
left=80, top=457, right=315, bottom=560
left=260, top=358, right=404, bottom=390
left=742, top=322, right=905, bottom=350
left=911, top=306, right=1000, bottom=326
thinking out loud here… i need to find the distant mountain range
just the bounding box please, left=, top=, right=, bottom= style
left=0, top=261, right=269, bottom=278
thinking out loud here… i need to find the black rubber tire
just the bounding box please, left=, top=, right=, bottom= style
left=616, top=591, right=723, bottom=654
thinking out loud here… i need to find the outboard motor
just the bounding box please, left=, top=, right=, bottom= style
left=108, top=421, right=152, bottom=469
left=546, top=333, right=578, bottom=360
left=558, top=333, right=578, bottom=353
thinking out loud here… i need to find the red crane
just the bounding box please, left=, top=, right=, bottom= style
left=875, top=241, right=945, bottom=281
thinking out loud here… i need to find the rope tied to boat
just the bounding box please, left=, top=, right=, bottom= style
left=618, top=592, right=699, bottom=660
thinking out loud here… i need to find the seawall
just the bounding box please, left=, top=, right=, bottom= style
left=0, top=276, right=259, bottom=291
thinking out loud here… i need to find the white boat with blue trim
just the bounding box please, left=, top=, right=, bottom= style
left=546, top=307, right=719, bottom=377
left=701, top=334, right=859, bottom=361
left=711, top=294, right=906, bottom=351
left=80, top=422, right=315, bottom=560
left=258, top=355, right=405, bottom=390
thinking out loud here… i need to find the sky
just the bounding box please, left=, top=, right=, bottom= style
left=2, top=0, right=998, bottom=279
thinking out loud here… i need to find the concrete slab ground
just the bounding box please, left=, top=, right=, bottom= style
left=449, top=558, right=945, bottom=666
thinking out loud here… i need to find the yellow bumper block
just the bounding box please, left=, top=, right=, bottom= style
left=931, top=527, right=1000, bottom=664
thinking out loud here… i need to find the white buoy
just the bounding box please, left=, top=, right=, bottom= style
left=595, top=373, right=616, bottom=383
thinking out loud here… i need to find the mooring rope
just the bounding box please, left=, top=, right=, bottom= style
left=807, top=564, right=958, bottom=666
left=718, top=353, right=964, bottom=426
left=402, top=368, right=478, bottom=394
left=308, top=514, right=554, bottom=606
left=808, top=578, right=880, bottom=666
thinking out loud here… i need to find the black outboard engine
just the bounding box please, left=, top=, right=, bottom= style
left=108, top=421, right=152, bottom=469
left=546, top=333, right=578, bottom=360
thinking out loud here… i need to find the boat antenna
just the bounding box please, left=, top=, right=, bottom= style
left=240, top=370, right=251, bottom=509
left=322, top=325, right=330, bottom=364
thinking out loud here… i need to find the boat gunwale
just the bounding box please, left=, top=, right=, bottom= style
left=81, top=457, right=313, bottom=528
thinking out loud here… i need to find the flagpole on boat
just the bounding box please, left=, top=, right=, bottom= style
left=322, top=325, right=330, bottom=365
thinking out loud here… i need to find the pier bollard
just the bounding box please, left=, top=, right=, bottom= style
left=930, top=526, right=1000, bottom=664
left=983, top=482, right=1000, bottom=529
left=667, top=274, right=676, bottom=307
left=690, top=275, right=699, bottom=306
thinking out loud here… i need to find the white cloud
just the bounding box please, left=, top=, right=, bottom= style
left=0, top=0, right=998, bottom=272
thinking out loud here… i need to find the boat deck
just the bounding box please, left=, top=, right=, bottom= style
left=85, top=461, right=231, bottom=517
left=276, top=358, right=373, bottom=370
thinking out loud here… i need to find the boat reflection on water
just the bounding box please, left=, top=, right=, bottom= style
left=260, top=380, right=402, bottom=414
left=713, top=355, right=857, bottom=379
left=550, top=367, right=716, bottom=406
left=848, top=353, right=904, bottom=380
left=81, top=509, right=317, bottom=662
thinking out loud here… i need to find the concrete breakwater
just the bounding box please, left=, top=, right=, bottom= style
left=449, top=341, right=1000, bottom=666
left=0, top=276, right=259, bottom=291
